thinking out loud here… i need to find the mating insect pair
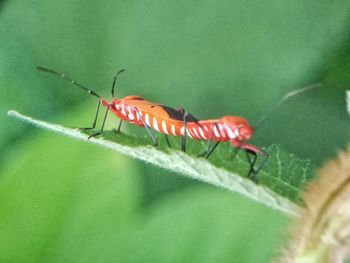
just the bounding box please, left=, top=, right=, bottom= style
left=37, top=66, right=320, bottom=180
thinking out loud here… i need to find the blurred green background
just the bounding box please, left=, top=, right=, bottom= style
left=1, top=0, right=350, bottom=262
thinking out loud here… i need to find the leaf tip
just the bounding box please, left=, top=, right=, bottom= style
left=7, top=110, right=18, bottom=117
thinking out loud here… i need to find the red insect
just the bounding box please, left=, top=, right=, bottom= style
left=37, top=66, right=320, bottom=179
left=106, top=97, right=265, bottom=154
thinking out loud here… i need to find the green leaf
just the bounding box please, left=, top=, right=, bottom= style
left=8, top=110, right=315, bottom=215
left=1, top=105, right=287, bottom=263
left=0, top=115, right=140, bottom=263
left=89, top=188, right=287, bottom=263
left=347, top=90, right=350, bottom=116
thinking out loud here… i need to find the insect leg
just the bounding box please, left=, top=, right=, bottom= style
left=198, top=139, right=212, bottom=157
left=164, top=134, right=171, bottom=148
left=229, top=141, right=268, bottom=180
left=134, top=109, right=158, bottom=146
left=252, top=154, right=268, bottom=180
left=204, top=141, right=220, bottom=159
left=80, top=101, right=101, bottom=130
left=245, top=150, right=258, bottom=181
left=88, top=105, right=110, bottom=138
left=116, top=119, right=123, bottom=133
left=245, top=149, right=268, bottom=182
left=198, top=123, right=220, bottom=158
left=181, top=112, right=188, bottom=152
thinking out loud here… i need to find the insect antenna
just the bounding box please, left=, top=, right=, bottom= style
left=254, top=82, right=322, bottom=130
left=111, top=68, right=125, bottom=98
left=36, top=66, right=101, bottom=99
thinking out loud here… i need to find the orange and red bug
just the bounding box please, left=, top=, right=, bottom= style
left=37, top=66, right=320, bottom=179
left=101, top=93, right=267, bottom=179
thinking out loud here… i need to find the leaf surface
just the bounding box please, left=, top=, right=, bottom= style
left=8, top=110, right=315, bottom=216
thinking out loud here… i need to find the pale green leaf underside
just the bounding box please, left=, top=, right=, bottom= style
left=8, top=110, right=301, bottom=216
left=347, top=90, right=350, bottom=116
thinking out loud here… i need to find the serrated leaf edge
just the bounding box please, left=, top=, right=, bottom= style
left=8, top=110, right=300, bottom=216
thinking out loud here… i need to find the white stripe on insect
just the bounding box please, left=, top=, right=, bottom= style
left=180, top=126, right=185, bottom=136
left=213, top=126, right=220, bottom=138
left=198, top=127, right=207, bottom=139
left=171, top=125, right=176, bottom=136
left=128, top=111, right=135, bottom=120
left=161, top=121, right=168, bottom=134
left=234, top=128, right=240, bottom=138
left=136, top=110, right=140, bottom=120
left=187, top=129, right=193, bottom=138
left=145, top=113, right=150, bottom=126
left=121, top=104, right=126, bottom=116
left=192, top=127, right=199, bottom=138
left=153, top=118, right=160, bottom=131
left=218, top=124, right=226, bottom=137
left=226, top=127, right=237, bottom=139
